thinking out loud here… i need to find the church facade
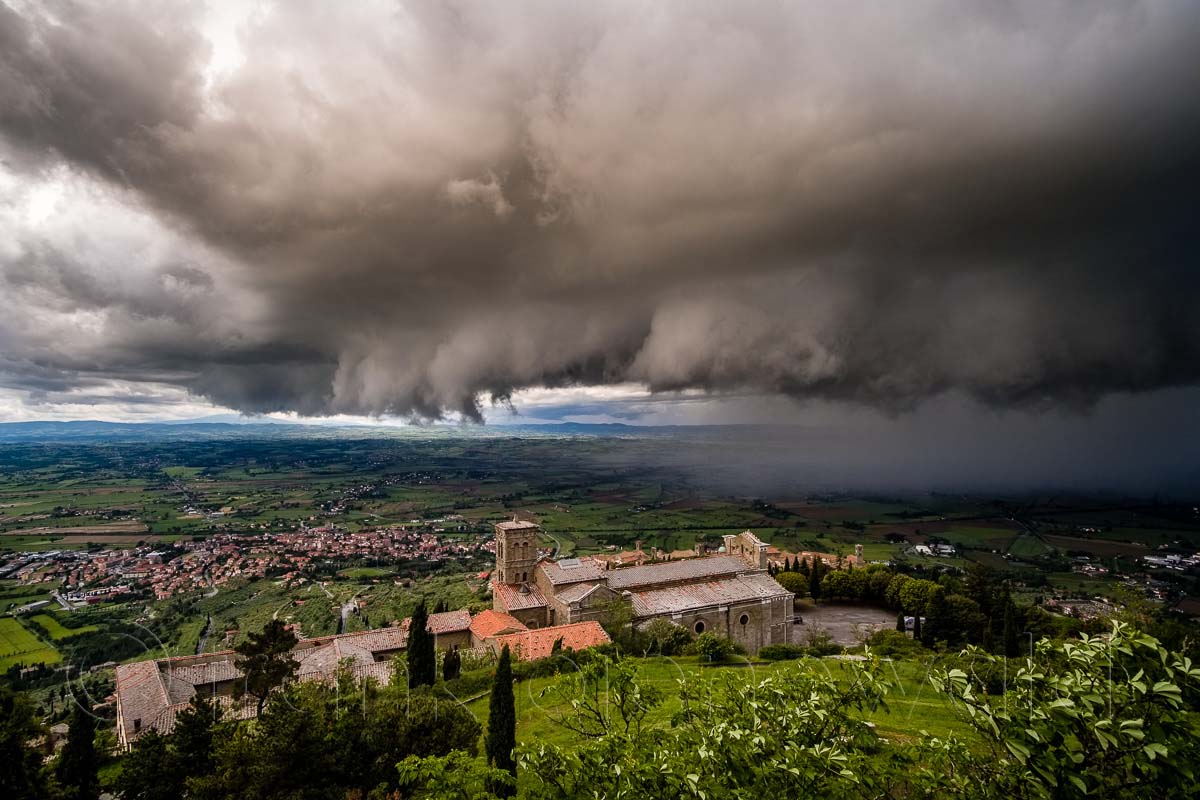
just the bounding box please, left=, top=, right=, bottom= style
left=491, top=521, right=794, bottom=653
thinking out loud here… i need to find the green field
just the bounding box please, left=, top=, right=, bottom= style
left=0, top=617, right=61, bottom=671
left=28, top=613, right=98, bottom=640
left=337, top=567, right=396, bottom=579
left=460, top=654, right=975, bottom=787
left=1007, top=533, right=1049, bottom=558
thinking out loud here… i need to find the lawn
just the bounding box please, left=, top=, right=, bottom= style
left=0, top=617, right=61, bottom=670
left=29, top=613, right=98, bottom=640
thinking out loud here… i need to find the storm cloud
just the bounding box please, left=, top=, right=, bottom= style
left=1, top=0, right=1199, bottom=421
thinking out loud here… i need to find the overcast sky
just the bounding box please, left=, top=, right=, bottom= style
left=1, top=1, right=1198, bottom=486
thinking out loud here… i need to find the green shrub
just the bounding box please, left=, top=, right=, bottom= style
left=758, top=643, right=806, bottom=661
left=801, top=627, right=842, bottom=657
left=690, top=632, right=733, bottom=662
left=864, top=629, right=923, bottom=657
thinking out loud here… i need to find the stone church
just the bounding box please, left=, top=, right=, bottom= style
left=491, top=521, right=794, bottom=653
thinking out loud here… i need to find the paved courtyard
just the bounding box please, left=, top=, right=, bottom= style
left=792, top=603, right=897, bottom=646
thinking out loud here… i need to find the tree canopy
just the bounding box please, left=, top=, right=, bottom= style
left=232, top=619, right=299, bottom=714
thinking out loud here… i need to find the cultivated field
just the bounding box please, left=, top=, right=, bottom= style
left=0, top=617, right=61, bottom=671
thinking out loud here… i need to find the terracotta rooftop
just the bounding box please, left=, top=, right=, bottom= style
left=469, top=609, right=528, bottom=640
left=115, top=623, right=418, bottom=748
left=492, top=622, right=611, bottom=661
left=491, top=580, right=548, bottom=610
left=428, top=608, right=473, bottom=634
left=115, top=660, right=169, bottom=745
left=605, top=554, right=751, bottom=590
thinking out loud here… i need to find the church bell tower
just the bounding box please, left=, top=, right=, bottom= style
left=494, top=519, right=540, bottom=584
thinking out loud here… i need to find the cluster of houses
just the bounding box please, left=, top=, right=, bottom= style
left=0, top=526, right=492, bottom=603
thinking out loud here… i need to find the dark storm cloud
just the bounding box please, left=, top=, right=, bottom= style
left=1, top=0, right=1199, bottom=420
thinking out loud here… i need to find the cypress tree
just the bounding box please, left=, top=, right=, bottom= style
left=896, top=610, right=906, bottom=633
left=809, top=559, right=822, bottom=599
left=57, top=701, right=99, bottom=800
left=442, top=647, right=461, bottom=682
left=486, top=645, right=517, bottom=796
left=923, top=589, right=947, bottom=647
left=407, top=600, right=436, bottom=688
left=798, top=557, right=810, bottom=576
left=1002, top=600, right=1019, bottom=658
left=912, top=611, right=923, bottom=642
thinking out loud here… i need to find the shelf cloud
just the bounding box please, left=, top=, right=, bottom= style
left=1, top=1, right=1198, bottom=422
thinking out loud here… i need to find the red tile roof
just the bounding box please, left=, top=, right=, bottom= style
left=469, top=610, right=528, bottom=640
left=491, top=580, right=547, bottom=611
left=427, top=608, right=473, bottom=634
left=396, top=608, right=474, bottom=638
left=492, top=622, right=611, bottom=662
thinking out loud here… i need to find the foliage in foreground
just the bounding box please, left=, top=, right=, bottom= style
left=410, top=622, right=1199, bottom=799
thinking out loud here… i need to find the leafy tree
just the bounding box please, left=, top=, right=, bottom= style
left=643, top=618, right=692, bottom=656
left=519, top=654, right=895, bottom=799
left=693, top=632, right=733, bottom=661
left=599, top=598, right=641, bottom=651
left=774, top=570, right=808, bottom=597
left=396, top=750, right=513, bottom=799
left=173, top=692, right=220, bottom=783
left=407, top=599, right=436, bottom=688
left=56, top=701, right=99, bottom=800
left=900, top=578, right=940, bottom=616
left=116, top=693, right=221, bottom=800
left=115, top=731, right=177, bottom=800
left=866, top=566, right=894, bottom=603
left=933, top=622, right=1200, bottom=798
left=820, top=569, right=854, bottom=600
left=197, top=674, right=479, bottom=800
left=885, top=573, right=912, bottom=608
left=485, top=645, right=516, bottom=795
left=233, top=619, right=299, bottom=714
left=542, top=656, right=665, bottom=741
left=0, top=685, right=51, bottom=800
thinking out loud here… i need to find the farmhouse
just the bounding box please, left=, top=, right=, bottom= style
left=491, top=522, right=794, bottom=653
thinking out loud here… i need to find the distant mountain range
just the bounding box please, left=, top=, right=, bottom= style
left=0, top=419, right=687, bottom=442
